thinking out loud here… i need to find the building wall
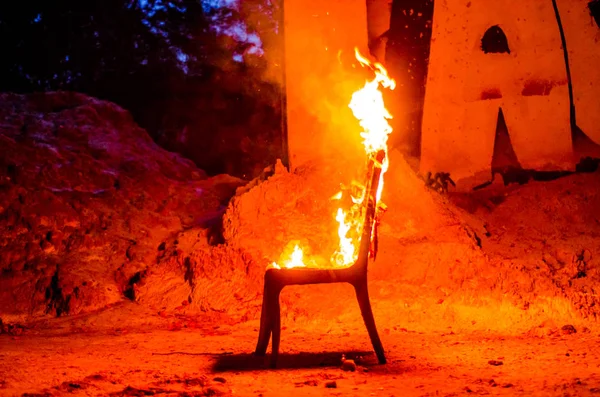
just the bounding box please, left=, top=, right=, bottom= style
left=559, top=0, right=600, bottom=145
left=420, top=0, right=574, bottom=184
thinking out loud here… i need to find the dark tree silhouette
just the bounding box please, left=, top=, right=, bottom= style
left=0, top=0, right=285, bottom=178
left=385, top=0, right=435, bottom=158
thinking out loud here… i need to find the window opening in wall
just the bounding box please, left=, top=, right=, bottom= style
left=481, top=25, right=510, bottom=54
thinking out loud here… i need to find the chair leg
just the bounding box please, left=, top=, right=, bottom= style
left=254, top=285, right=272, bottom=356
left=354, top=279, right=386, bottom=364
left=269, top=288, right=282, bottom=368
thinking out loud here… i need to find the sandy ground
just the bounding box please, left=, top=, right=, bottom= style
left=2, top=302, right=600, bottom=397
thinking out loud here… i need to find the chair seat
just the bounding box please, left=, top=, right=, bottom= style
left=255, top=263, right=386, bottom=367
left=264, top=265, right=362, bottom=288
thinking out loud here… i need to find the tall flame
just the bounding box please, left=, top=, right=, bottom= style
left=330, top=48, right=396, bottom=267
left=272, top=48, right=395, bottom=270
left=351, top=48, right=396, bottom=156
left=349, top=48, right=396, bottom=203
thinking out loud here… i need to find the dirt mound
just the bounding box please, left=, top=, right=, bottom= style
left=0, top=92, right=245, bottom=322
left=452, top=173, right=600, bottom=320
left=223, top=160, right=341, bottom=267
left=223, top=150, right=484, bottom=270
left=134, top=234, right=264, bottom=319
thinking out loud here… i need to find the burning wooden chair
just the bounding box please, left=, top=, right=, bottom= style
left=254, top=150, right=387, bottom=368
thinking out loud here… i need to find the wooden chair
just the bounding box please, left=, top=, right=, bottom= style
left=254, top=151, right=387, bottom=368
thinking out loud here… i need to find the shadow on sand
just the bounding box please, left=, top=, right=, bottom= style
left=212, top=350, right=377, bottom=372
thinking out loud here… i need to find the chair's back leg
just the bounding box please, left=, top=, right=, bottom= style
left=255, top=285, right=272, bottom=356
left=354, top=279, right=386, bottom=364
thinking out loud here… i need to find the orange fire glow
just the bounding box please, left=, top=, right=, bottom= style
left=269, top=244, right=306, bottom=270
left=272, top=48, right=395, bottom=270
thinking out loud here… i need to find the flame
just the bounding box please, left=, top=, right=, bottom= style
left=330, top=48, right=395, bottom=267
left=271, top=48, right=395, bottom=270
left=270, top=244, right=307, bottom=269
left=349, top=47, right=395, bottom=203
left=333, top=208, right=354, bottom=266
left=285, top=245, right=307, bottom=268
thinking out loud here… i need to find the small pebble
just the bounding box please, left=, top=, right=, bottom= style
left=488, top=360, right=503, bottom=366
left=325, top=381, right=337, bottom=388
left=342, top=359, right=357, bottom=372
left=213, top=377, right=226, bottom=383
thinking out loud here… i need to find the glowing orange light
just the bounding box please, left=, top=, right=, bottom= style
left=270, top=244, right=307, bottom=269
left=272, top=48, right=395, bottom=269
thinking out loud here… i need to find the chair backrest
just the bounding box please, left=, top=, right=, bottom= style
left=353, top=149, right=386, bottom=273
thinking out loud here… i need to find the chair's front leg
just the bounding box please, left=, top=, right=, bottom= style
left=354, top=279, right=386, bottom=364
left=255, top=283, right=272, bottom=356
left=269, top=288, right=282, bottom=368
